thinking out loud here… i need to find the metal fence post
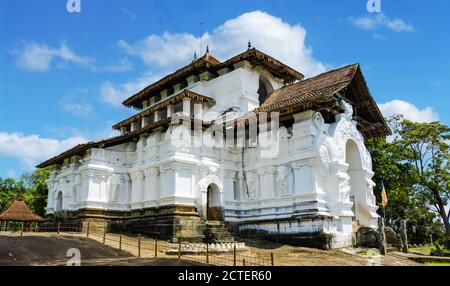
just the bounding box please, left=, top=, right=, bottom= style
left=86, top=222, right=90, bottom=238
left=102, top=226, right=106, bottom=244
left=138, top=234, right=141, bottom=258
left=233, top=244, right=236, bottom=266
left=271, top=253, right=274, bottom=266
left=57, top=222, right=60, bottom=235
left=20, top=221, right=24, bottom=237
left=206, top=243, right=209, bottom=264
left=155, top=235, right=158, bottom=257
left=178, top=238, right=181, bottom=259
left=119, top=233, right=122, bottom=250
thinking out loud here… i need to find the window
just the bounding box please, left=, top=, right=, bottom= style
left=257, top=76, right=273, bottom=105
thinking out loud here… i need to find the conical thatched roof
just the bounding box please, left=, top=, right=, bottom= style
left=0, top=201, right=44, bottom=221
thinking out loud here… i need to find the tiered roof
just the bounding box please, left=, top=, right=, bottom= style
left=251, top=63, right=390, bottom=138
left=37, top=50, right=389, bottom=168
left=0, top=201, right=44, bottom=221
left=123, top=48, right=304, bottom=108
left=113, top=90, right=215, bottom=131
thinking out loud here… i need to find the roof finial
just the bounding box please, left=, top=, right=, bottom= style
left=206, top=44, right=209, bottom=54
left=247, top=41, right=252, bottom=50
left=193, top=51, right=197, bottom=60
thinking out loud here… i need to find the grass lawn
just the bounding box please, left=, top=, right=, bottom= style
left=409, top=246, right=433, bottom=255
left=424, top=262, right=450, bottom=266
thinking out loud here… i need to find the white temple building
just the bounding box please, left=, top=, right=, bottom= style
left=38, top=46, right=390, bottom=248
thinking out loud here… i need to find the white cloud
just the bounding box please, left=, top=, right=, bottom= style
left=16, top=42, right=92, bottom=71
left=349, top=13, right=414, bottom=32
left=118, top=10, right=326, bottom=77
left=61, top=101, right=93, bottom=118
left=100, top=72, right=161, bottom=107
left=100, top=57, right=133, bottom=73
left=0, top=132, right=88, bottom=170
left=378, top=100, right=439, bottom=123
left=59, top=87, right=94, bottom=118
left=105, top=11, right=326, bottom=107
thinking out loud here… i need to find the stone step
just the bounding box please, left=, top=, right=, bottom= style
left=387, top=247, right=398, bottom=253
left=203, top=222, right=236, bottom=243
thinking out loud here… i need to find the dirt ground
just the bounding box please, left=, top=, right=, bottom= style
left=242, top=239, right=421, bottom=266
left=0, top=235, right=205, bottom=266
left=0, top=234, right=420, bottom=266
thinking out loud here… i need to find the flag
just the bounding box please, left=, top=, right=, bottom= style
left=381, top=181, right=388, bottom=209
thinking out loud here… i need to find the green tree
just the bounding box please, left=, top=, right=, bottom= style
left=0, top=177, right=26, bottom=211
left=367, top=115, right=450, bottom=245
left=395, top=118, right=450, bottom=239
left=22, top=167, right=52, bottom=216
left=0, top=167, right=51, bottom=216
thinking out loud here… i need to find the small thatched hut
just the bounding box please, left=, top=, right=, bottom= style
left=0, top=201, right=43, bottom=231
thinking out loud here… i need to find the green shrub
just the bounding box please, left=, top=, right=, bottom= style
left=430, top=244, right=450, bottom=257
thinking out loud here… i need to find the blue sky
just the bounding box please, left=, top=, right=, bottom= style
left=0, top=0, right=449, bottom=179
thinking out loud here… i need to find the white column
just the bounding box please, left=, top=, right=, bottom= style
left=291, top=160, right=316, bottom=195
left=154, top=111, right=161, bottom=122
left=182, top=98, right=191, bottom=116
left=238, top=172, right=245, bottom=201
left=130, top=171, right=144, bottom=205
left=130, top=122, right=139, bottom=132
left=143, top=167, right=160, bottom=202
left=141, top=117, right=149, bottom=128
left=223, top=170, right=235, bottom=202
left=259, top=167, right=276, bottom=199
left=167, top=104, right=174, bottom=118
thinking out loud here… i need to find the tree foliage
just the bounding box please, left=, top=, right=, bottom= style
left=367, top=115, right=450, bottom=245
left=0, top=167, right=52, bottom=217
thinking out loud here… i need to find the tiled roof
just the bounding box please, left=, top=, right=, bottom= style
left=113, top=90, right=215, bottom=130
left=0, top=201, right=44, bottom=221
left=122, top=48, right=303, bottom=108
left=247, top=63, right=390, bottom=138
left=37, top=64, right=389, bottom=168
left=258, top=64, right=358, bottom=112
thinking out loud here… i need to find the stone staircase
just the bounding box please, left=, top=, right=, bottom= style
left=203, top=221, right=235, bottom=243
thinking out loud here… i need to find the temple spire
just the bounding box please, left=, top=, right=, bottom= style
left=206, top=44, right=209, bottom=54
left=248, top=41, right=252, bottom=50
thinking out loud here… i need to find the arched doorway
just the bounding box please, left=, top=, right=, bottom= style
left=56, top=191, right=63, bottom=212
left=345, top=140, right=367, bottom=224
left=206, top=183, right=223, bottom=221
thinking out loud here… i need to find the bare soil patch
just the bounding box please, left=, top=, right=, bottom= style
left=242, top=239, right=421, bottom=266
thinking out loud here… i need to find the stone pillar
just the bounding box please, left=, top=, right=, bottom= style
left=154, top=111, right=161, bottom=122
left=259, top=167, right=276, bottom=199
left=143, top=167, right=160, bottom=202
left=173, top=83, right=183, bottom=93
left=182, top=98, right=191, bottom=116
left=238, top=172, right=245, bottom=201
left=130, top=171, right=144, bottom=205
left=223, top=170, right=235, bottom=202
left=136, top=135, right=147, bottom=163
left=130, top=122, right=138, bottom=132
left=217, top=67, right=231, bottom=76
left=199, top=71, right=214, bottom=81
left=167, top=104, right=174, bottom=118
left=400, top=220, right=408, bottom=253
left=186, top=75, right=199, bottom=86
left=291, top=160, right=316, bottom=195
left=160, top=89, right=169, bottom=100
left=378, top=217, right=387, bottom=255
left=141, top=117, right=149, bottom=128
